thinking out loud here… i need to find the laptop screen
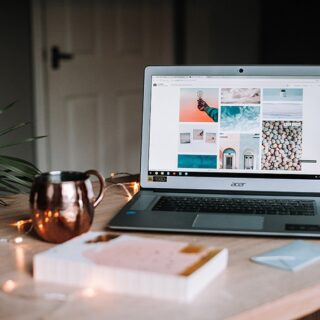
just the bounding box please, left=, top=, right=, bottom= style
left=147, top=75, right=320, bottom=181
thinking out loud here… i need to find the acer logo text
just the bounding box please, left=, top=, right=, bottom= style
left=231, top=182, right=246, bottom=187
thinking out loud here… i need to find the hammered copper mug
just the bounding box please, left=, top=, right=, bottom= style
left=30, top=170, right=105, bottom=243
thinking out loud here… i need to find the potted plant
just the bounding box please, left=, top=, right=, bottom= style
left=0, top=102, right=46, bottom=205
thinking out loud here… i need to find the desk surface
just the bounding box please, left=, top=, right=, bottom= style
left=1, top=187, right=320, bottom=320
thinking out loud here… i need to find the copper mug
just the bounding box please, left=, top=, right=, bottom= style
left=30, top=170, right=105, bottom=243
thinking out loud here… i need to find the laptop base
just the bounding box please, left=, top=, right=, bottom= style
left=108, top=190, right=320, bottom=238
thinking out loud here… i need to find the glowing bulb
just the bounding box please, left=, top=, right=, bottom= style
left=10, top=219, right=32, bottom=231
left=17, top=221, right=23, bottom=229
left=2, top=280, right=17, bottom=293
left=81, top=287, right=96, bottom=298
left=13, top=237, right=23, bottom=244
left=197, top=90, right=203, bottom=99
left=133, top=182, right=140, bottom=194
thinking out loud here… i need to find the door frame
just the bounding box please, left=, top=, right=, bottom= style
left=31, top=0, right=175, bottom=172
left=31, top=0, right=50, bottom=171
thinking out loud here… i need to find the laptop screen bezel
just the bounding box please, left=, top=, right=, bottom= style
left=140, top=65, right=320, bottom=193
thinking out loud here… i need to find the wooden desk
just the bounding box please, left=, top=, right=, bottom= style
left=1, top=188, right=320, bottom=320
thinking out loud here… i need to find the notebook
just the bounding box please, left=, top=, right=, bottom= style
left=109, top=65, right=320, bottom=237
left=33, top=231, right=228, bottom=302
left=251, top=240, right=320, bottom=271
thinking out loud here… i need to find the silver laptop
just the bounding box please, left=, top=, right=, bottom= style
left=109, top=65, right=320, bottom=237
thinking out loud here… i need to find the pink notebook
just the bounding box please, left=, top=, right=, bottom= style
left=33, top=232, right=228, bottom=302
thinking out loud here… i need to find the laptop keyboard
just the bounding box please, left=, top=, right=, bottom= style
left=152, top=196, right=316, bottom=216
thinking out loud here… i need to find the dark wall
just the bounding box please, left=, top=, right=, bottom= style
left=261, top=1, right=320, bottom=64
left=184, top=0, right=262, bottom=65
left=176, top=0, right=320, bottom=66
left=0, top=0, right=34, bottom=163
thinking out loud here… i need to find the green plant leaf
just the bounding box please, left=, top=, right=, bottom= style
left=0, top=165, right=37, bottom=180
left=0, top=179, right=22, bottom=193
left=0, top=156, right=40, bottom=174
left=0, top=181, right=28, bottom=194
left=0, top=171, right=33, bottom=188
left=0, top=101, right=46, bottom=196
left=0, top=135, right=47, bottom=149
left=0, top=122, right=30, bottom=137
left=0, top=101, right=16, bottom=115
left=0, top=155, right=38, bottom=165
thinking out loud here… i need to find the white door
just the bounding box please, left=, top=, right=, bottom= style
left=43, top=0, right=173, bottom=175
left=223, top=148, right=236, bottom=169
left=244, top=152, right=254, bottom=170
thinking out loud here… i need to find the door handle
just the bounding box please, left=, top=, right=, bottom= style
left=51, top=46, right=74, bottom=70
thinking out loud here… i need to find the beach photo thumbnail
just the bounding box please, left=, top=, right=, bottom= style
left=263, top=88, right=303, bottom=102
left=179, top=88, right=219, bottom=122
left=220, top=106, right=261, bottom=132
left=263, top=102, right=302, bottom=120
left=178, top=154, right=217, bottom=169
left=261, top=121, right=302, bottom=171
left=221, top=88, right=260, bottom=104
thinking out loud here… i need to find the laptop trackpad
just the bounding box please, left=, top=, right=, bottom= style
left=193, top=214, right=264, bottom=231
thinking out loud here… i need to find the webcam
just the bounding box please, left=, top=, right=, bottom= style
left=239, top=68, right=244, bottom=73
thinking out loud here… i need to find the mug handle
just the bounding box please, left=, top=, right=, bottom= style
left=85, top=170, right=106, bottom=208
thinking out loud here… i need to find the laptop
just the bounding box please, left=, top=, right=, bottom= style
left=109, top=65, right=320, bottom=237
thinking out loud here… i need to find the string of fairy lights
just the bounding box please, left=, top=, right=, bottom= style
left=0, top=172, right=140, bottom=302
